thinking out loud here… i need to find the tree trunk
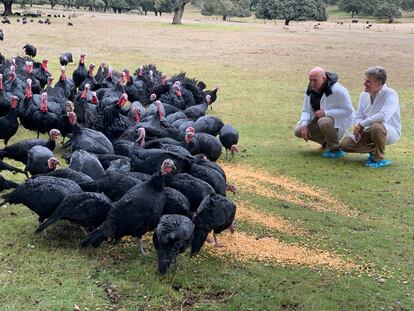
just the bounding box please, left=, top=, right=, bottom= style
left=285, top=20, right=290, bottom=26
left=388, top=16, right=393, bottom=23
left=3, top=2, right=13, bottom=16
left=351, top=11, right=354, bottom=18
left=160, top=12, right=162, bottom=16
left=172, top=3, right=186, bottom=24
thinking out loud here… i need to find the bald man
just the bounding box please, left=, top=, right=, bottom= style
left=294, top=67, right=354, bottom=158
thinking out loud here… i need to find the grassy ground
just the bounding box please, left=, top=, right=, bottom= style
left=0, top=8, right=413, bottom=311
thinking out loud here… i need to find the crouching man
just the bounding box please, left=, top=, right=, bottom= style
left=294, top=67, right=354, bottom=158
left=340, top=66, right=401, bottom=168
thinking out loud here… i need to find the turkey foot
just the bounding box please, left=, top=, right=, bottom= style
left=213, top=233, right=224, bottom=248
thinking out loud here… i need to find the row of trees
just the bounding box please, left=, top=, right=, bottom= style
left=2, top=0, right=414, bottom=24
left=333, top=0, right=414, bottom=22
left=1, top=0, right=192, bottom=23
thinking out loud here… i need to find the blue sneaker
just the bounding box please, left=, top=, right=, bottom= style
left=365, top=159, right=392, bottom=168
left=322, top=149, right=345, bottom=159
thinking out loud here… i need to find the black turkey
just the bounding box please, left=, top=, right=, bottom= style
left=219, top=124, right=239, bottom=160
left=191, top=194, right=236, bottom=255
left=153, top=214, right=193, bottom=274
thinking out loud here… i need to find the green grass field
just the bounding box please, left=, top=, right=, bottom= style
left=0, top=7, right=413, bottom=311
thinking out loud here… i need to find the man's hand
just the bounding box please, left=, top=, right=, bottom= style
left=353, top=124, right=363, bottom=142
left=301, top=126, right=311, bottom=142
left=315, top=110, right=325, bottom=119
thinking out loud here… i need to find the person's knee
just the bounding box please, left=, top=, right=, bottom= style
left=294, top=126, right=302, bottom=138
left=370, top=123, right=387, bottom=135
left=317, top=116, right=334, bottom=129
left=340, top=137, right=353, bottom=151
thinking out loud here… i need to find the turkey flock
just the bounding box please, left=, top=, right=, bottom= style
left=0, top=47, right=240, bottom=275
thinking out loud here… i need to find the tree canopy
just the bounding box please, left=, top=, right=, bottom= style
left=255, top=0, right=327, bottom=25
left=338, top=0, right=413, bottom=22
left=201, top=0, right=251, bottom=20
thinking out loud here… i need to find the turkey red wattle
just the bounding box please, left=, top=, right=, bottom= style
left=40, top=93, right=48, bottom=112
left=81, top=84, right=90, bottom=99
left=117, top=94, right=128, bottom=107
left=123, top=69, right=131, bottom=82
left=47, top=157, right=60, bottom=170
left=91, top=92, right=98, bottom=104
left=25, top=79, right=33, bottom=98
left=10, top=96, right=18, bottom=108
left=88, top=64, right=95, bottom=77
left=173, top=84, right=182, bottom=97
left=8, top=71, right=16, bottom=82
left=185, top=126, right=195, bottom=134
left=185, top=131, right=196, bottom=144
left=132, top=107, right=141, bottom=123
left=119, top=72, right=126, bottom=85
left=80, top=53, right=86, bottom=64
left=47, top=76, right=54, bottom=87
left=41, top=59, right=49, bottom=73
left=136, top=127, right=146, bottom=147
left=60, top=67, right=67, bottom=81
left=230, top=145, right=239, bottom=154
left=160, top=159, right=176, bottom=176
left=155, top=100, right=164, bottom=118
left=138, top=66, right=144, bottom=77
left=161, top=73, right=168, bottom=85
left=67, top=111, right=77, bottom=125
left=49, top=129, right=61, bottom=141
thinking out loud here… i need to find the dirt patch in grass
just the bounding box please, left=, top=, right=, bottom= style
left=174, top=289, right=233, bottom=311
left=206, top=231, right=357, bottom=271
left=222, top=163, right=357, bottom=217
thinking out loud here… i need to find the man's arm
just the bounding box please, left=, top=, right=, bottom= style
left=354, top=93, right=367, bottom=125
left=324, top=87, right=354, bottom=119
left=299, top=94, right=312, bottom=127
left=359, top=91, right=399, bottom=128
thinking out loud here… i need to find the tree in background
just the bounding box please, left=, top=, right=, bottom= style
left=373, top=1, right=402, bottom=22
left=201, top=0, right=250, bottom=20
left=139, top=0, right=154, bottom=14
left=401, top=0, right=414, bottom=10
left=154, top=0, right=173, bottom=15
left=256, top=0, right=327, bottom=25
left=172, top=0, right=190, bottom=24
left=339, top=0, right=363, bottom=17
left=1, top=0, right=14, bottom=15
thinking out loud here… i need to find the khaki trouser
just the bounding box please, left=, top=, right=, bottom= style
left=340, top=123, right=387, bottom=161
left=294, top=116, right=340, bottom=151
